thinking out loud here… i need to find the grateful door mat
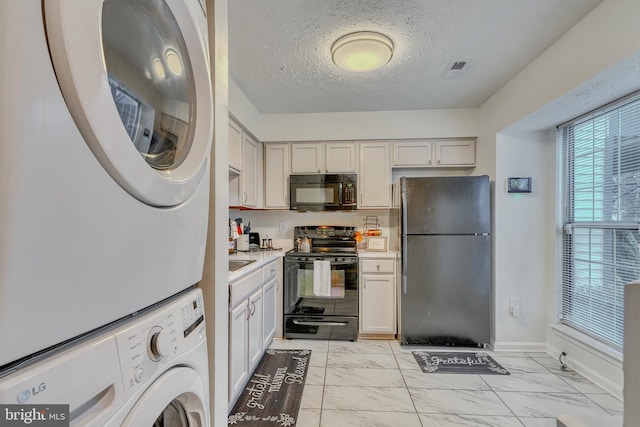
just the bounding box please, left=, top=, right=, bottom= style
left=412, top=351, right=510, bottom=375
left=228, top=349, right=311, bottom=426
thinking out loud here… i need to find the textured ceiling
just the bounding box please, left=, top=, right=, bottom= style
left=229, top=0, right=603, bottom=114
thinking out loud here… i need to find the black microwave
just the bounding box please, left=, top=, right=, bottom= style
left=289, top=174, right=357, bottom=211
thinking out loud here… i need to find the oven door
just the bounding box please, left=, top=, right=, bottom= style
left=284, top=256, right=358, bottom=316
left=289, top=181, right=342, bottom=211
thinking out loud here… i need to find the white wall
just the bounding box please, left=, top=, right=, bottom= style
left=491, top=130, right=556, bottom=351
left=259, top=109, right=481, bottom=142
left=229, top=77, right=263, bottom=136
left=230, top=209, right=393, bottom=250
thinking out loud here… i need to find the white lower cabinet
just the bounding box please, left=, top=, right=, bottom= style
left=247, top=288, right=263, bottom=369
left=228, top=259, right=279, bottom=408
left=229, top=301, right=249, bottom=404
left=262, top=277, right=277, bottom=348
left=359, top=256, right=397, bottom=336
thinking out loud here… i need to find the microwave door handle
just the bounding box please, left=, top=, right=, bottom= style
left=338, top=182, right=343, bottom=206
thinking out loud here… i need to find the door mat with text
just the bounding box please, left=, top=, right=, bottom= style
left=228, top=349, right=311, bottom=426
left=412, top=351, right=510, bottom=375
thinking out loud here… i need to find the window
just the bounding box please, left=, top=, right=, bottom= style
left=559, top=92, right=640, bottom=349
left=109, top=77, right=142, bottom=142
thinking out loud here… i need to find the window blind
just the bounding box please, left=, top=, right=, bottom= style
left=559, top=92, right=640, bottom=349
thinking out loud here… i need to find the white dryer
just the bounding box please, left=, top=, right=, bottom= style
left=0, top=0, right=213, bottom=366
left=0, top=287, right=210, bottom=427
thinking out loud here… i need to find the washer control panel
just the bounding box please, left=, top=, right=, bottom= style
left=115, top=289, right=205, bottom=399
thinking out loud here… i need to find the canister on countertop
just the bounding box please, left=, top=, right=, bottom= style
left=236, top=235, right=250, bottom=251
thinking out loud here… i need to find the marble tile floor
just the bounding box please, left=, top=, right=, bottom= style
left=268, top=339, right=623, bottom=427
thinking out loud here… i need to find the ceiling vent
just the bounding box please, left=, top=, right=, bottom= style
left=442, top=61, right=467, bottom=78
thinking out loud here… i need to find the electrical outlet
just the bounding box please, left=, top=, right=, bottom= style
left=279, top=221, right=287, bottom=233
left=509, top=298, right=521, bottom=317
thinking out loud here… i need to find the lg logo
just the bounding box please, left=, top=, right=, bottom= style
left=16, top=383, right=46, bottom=403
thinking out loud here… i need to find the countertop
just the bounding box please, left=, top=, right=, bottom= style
left=228, top=249, right=397, bottom=281
left=228, top=249, right=285, bottom=282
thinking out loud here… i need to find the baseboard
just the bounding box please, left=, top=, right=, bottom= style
left=358, top=333, right=396, bottom=340
left=546, top=342, right=623, bottom=400
left=491, top=340, right=547, bottom=352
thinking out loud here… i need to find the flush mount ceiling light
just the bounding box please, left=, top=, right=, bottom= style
left=152, top=57, right=166, bottom=79
left=331, top=31, right=394, bottom=72
left=165, top=49, right=183, bottom=76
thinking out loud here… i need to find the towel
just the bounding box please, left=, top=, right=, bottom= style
left=313, top=260, right=332, bottom=297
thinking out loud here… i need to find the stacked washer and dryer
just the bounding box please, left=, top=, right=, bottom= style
left=0, top=0, right=213, bottom=425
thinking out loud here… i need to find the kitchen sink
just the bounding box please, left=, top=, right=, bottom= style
left=228, top=259, right=256, bottom=272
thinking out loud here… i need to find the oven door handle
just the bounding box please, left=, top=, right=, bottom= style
left=292, top=320, right=349, bottom=327
left=287, top=259, right=357, bottom=266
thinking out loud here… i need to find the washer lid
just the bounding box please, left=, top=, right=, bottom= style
left=122, top=367, right=208, bottom=426
left=45, top=0, right=213, bottom=207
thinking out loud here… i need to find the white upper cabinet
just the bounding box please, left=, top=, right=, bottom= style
left=228, top=119, right=243, bottom=172
left=240, top=134, right=259, bottom=207
left=290, top=143, right=323, bottom=173
left=264, top=143, right=290, bottom=209
left=291, top=142, right=357, bottom=174
left=325, top=142, right=358, bottom=173
left=359, top=142, right=391, bottom=209
left=393, top=140, right=434, bottom=167
left=393, top=138, right=476, bottom=167
left=228, top=118, right=263, bottom=208
left=434, top=138, right=476, bottom=166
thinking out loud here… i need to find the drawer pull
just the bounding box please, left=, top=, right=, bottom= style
left=292, top=320, right=348, bottom=327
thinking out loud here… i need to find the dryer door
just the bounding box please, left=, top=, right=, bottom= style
left=121, top=367, right=209, bottom=426
left=44, top=0, right=212, bottom=207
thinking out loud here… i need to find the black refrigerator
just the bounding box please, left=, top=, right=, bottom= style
left=399, top=176, right=491, bottom=346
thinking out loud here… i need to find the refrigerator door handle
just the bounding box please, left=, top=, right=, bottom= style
left=401, top=178, right=408, bottom=295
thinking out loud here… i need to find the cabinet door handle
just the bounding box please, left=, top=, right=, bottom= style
left=245, top=304, right=251, bottom=320
left=243, top=192, right=248, bottom=203
left=276, top=280, right=279, bottom=291
left=376, top=265, right=380, bottom=271
left=250, top=301, right=256, bottom=316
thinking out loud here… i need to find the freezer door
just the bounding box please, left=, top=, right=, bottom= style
left=400, top=234, right=491, bottom=346
left=402, top=176, right=490, bottom=235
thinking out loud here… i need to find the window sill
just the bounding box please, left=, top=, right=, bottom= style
left=550, top=323, right=623, bottom=365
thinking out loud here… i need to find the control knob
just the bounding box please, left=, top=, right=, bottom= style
left=149, top=327, right=171, bottom=361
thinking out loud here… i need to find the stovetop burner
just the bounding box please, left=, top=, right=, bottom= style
left=290, top=225, right=358, bottom=256
left=286, top=249, right=358, bottom=258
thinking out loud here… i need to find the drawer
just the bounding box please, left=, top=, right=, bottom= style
left=230, top=268, right=262, bottom=308
left=263, top=260, right=277, bottom=283
left=360, top=259, right=395, bottom=274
